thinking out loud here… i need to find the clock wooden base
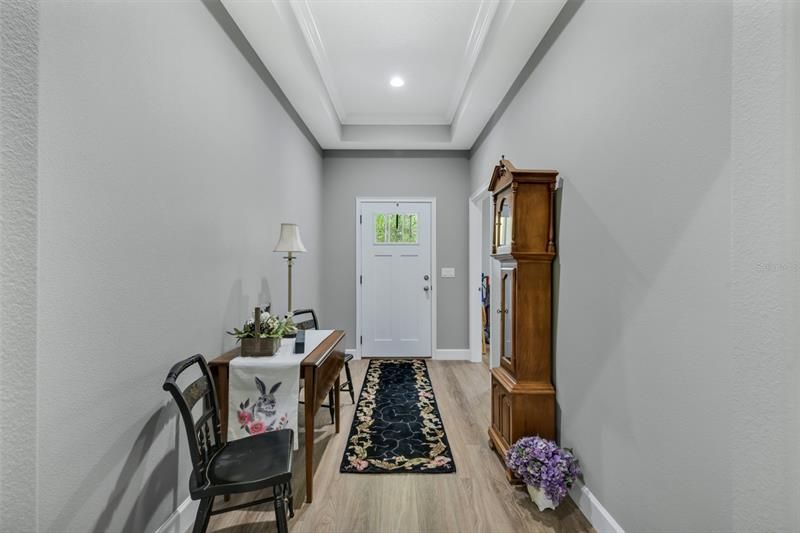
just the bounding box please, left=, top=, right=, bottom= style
left=488, top=367, right=556, bottom=473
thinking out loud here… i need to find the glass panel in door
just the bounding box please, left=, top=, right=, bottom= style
left=497, top=197, right=512, bottom=248
left=500, top=268, right=514, bottom=368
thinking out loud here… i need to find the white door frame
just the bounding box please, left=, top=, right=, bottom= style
left=355, top=197, right=437, bottom=359
left=468, top=183, right=492, bottom=365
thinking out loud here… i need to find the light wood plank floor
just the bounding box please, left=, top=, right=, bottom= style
left=208, top=359, right=593, bottom=533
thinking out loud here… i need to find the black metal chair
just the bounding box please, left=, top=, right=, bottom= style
left=163, top=354, right=294, bottom=533
left=293, top=308, right=355, bottom=404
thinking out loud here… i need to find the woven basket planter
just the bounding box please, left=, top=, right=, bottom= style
left=240, top=336, right=281, bottom=357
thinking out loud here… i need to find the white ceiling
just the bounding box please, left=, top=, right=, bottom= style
left=303, top=0, right=493, bottom=126
left=221, top=0, right=566, bottom=150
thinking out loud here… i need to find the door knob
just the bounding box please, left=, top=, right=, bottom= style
left=423, top=286, right=430, bottom=292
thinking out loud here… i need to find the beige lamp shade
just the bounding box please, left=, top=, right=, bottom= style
left=273, top=223, right=307, bottom=253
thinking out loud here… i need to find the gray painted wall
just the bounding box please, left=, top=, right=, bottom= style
left=0, top=2, right=38, bottom=530
left=472, top=1, right=799, bottom=531
left=729, top=3, right=799, bottom=530
left=792, top=3, right=800, bottom=525
left=33, top=2, right=323, bottom=531
left=321, top=154, right=470, bottom=350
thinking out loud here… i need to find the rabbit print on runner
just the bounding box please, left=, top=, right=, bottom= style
left=236, top=378, right=289, bottom=435
left=228, top=347, right=301, bottom=449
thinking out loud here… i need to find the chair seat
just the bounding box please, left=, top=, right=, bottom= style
left=197, top=429, right=293, bottom=497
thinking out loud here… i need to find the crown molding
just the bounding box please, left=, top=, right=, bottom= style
left=324, top=149, right=470, bottom=159
left=220, top=0, right=567, bottom=149
left=445, top=0, right=500, bottom=123
left=470, top=0, right=583, bottom=154
left=291, top=0, right=499, bottom=128
left=289, top=0, right=348, bottom=122
left=341, top=111, right=451, bottom=126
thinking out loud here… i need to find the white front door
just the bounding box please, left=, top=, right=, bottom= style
left=359, top=200, right=433, bottom=357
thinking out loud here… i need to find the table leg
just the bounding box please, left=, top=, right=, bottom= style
left=211, top=365, right=232, bottom=503
left=304, top=366, right=314, bottom=504
left=334, top=374, right=341, bottom=434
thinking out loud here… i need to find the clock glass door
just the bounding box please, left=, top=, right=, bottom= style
left=494, top=194, right=512, bottom=250
left=500, top=267, right=515, bottom=372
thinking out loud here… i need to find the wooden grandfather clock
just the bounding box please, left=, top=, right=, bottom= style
left=487, top=158, right=557, bottom=479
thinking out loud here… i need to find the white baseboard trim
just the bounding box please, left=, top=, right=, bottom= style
left=154, top=496, right=197, bottom=533
left=434, top=349, right=472, bottom=360
left=469, top=347, right=483, bottom=363
left=569, top=480, right=624, bottom=533
left=351, top=349, right=473, bottom=361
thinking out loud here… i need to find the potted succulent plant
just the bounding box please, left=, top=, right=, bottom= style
left=505, top=436, right=582, bottom=512
left=227, top=307, right=297, bottom=357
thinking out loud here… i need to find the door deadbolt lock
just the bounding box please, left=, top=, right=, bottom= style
left=424, top=274, right=429, bottom=280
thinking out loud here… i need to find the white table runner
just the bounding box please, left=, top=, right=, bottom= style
left=228, top=330, right=333, bottom=449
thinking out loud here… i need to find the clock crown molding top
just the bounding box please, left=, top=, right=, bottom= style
left=489, top=159, right=559, bottom=191
left=220, top=0, right=567, bottom=149
left=489, top=159, right=558, bottom=257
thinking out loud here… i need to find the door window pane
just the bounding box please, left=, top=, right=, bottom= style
left=390, top=214, right=403, bottom=242
left=375, top=213, right=386, bottom=243
left=374, top=213, right=418, bottom=244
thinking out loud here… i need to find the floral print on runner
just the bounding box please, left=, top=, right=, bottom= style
left=340, top=359, right=455, bottom=474
left=235, top=378, right=290, bottom=435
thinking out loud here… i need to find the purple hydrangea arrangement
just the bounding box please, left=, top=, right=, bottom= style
left=505, top=436, right=582, bottom=507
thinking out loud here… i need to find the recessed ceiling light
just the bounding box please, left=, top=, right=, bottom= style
left=390, top=76, right=405, bottom=88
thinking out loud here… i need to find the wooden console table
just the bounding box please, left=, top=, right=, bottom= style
left=209, top=330, right=345, bottom=503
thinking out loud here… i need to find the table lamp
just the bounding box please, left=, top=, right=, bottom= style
left=273, top=223, right=306, bottom=313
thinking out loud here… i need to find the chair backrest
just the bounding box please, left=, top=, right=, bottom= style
left=292, top=308, right=319, bottom=330
left=163, top=354, right=222, bottom=489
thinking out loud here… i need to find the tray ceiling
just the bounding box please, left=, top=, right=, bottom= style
left=221, top=0, right=567, bottom=150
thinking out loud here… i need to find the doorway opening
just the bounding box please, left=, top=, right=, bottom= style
left=356, top=198, right=436, bottom=358
left=469, top=184, right=495, bottom=367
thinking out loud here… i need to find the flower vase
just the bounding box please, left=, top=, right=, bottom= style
left=527, top=485, right=556, bottom=512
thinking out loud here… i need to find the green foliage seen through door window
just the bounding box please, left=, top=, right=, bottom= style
left=374, top=213, right=418, bottom=244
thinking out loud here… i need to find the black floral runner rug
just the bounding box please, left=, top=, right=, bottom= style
left=340, top=359, right=456, bottom=474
